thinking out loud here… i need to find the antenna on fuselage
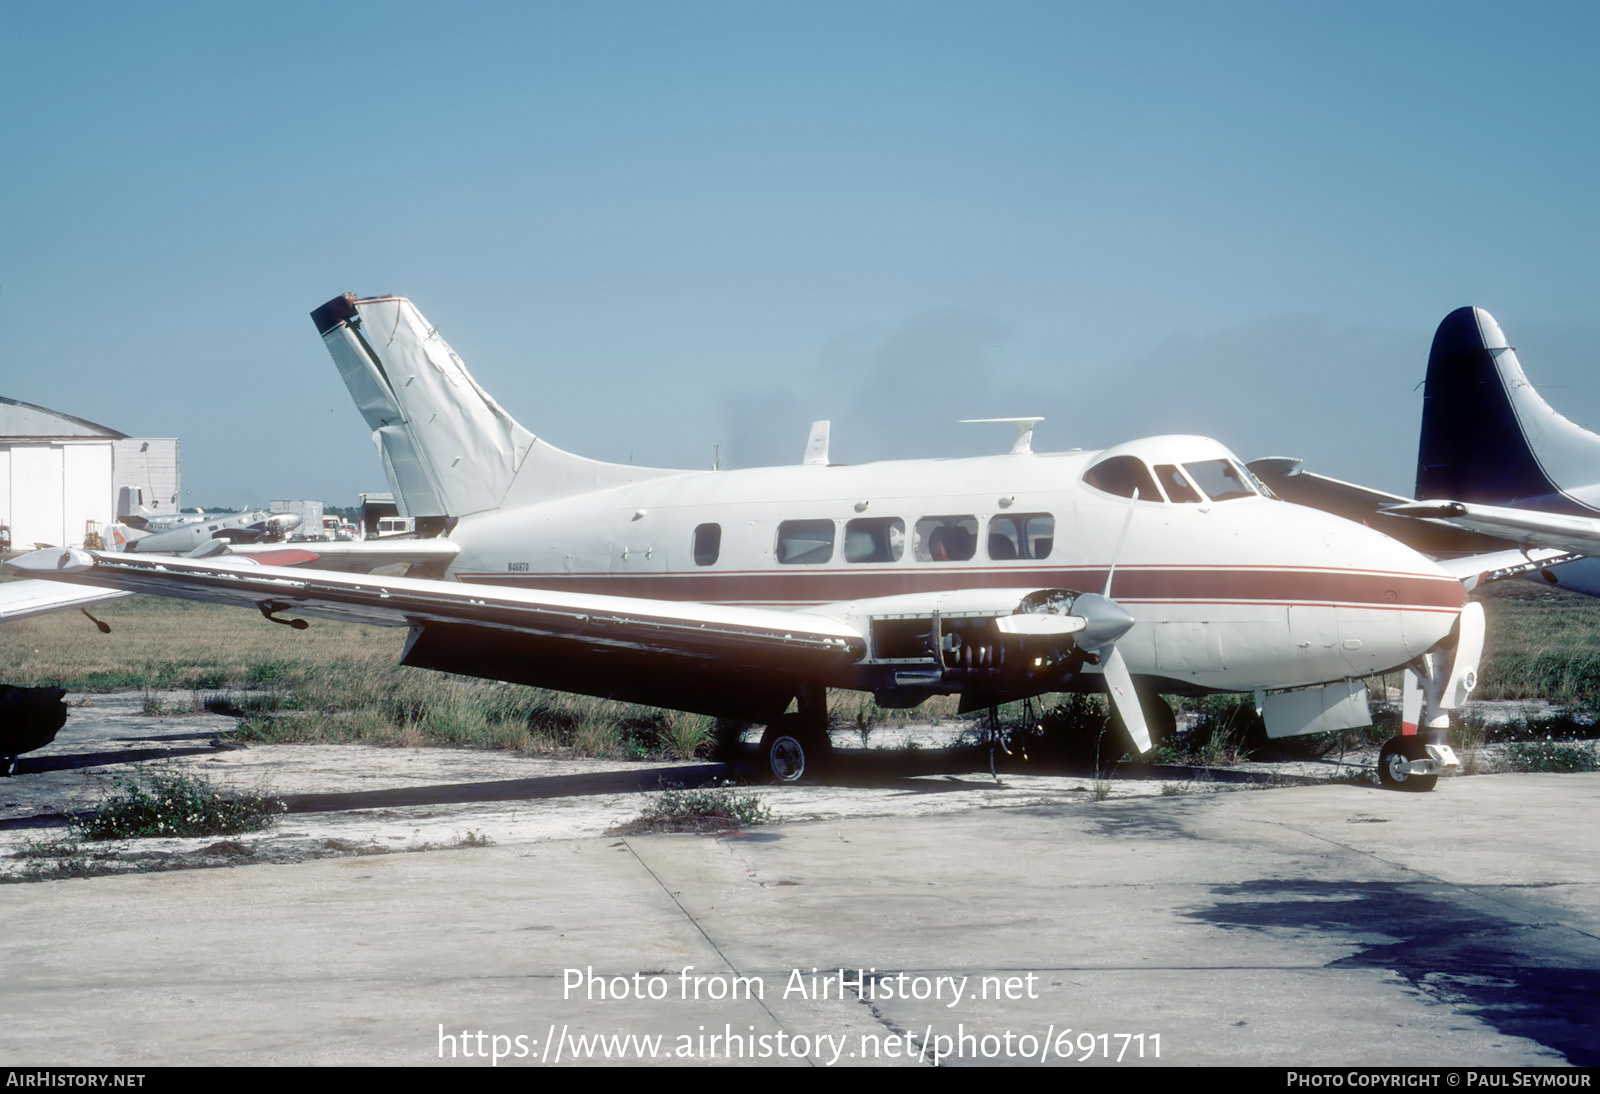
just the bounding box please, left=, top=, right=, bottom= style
left=802, top=420, right=831, bottom=466
left=959, top=417, right=1044, bottom=454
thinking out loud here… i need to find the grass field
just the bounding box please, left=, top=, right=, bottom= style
left=2, top=570, right=1595, bottom=762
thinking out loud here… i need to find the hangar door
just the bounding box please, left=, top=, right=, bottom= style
left=5, top=443, right=112, bottom=548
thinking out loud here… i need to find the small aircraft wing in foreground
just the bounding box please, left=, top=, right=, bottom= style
left=0, top=580, right=132, bottom=625
left=9, top=294, right=1499, bottom=789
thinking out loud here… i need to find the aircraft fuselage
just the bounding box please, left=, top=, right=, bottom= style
left=441, top=436, right=1464, bottom=696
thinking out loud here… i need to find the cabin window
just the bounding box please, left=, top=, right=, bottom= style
left=914, top=516, right=978, bottom=562
left=844, top=517, right=905, bottom=563
left=1154, top=464, right=1202, bottom=503
left=1183, top=459, right=1256, bottom=502
left=1082, top=455, right=1160, bottom=501
left=776, top=519, right=835, bottom=564
left=988, top=513, right=1054, bottom=560
left=692, top=523, right=721, bottom=566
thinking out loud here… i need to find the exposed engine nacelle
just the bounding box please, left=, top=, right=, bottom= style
left=814, top=587, right=1135, bottom=709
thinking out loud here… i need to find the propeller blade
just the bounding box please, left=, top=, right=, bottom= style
left=1101, top=645, right=1152, bottom=754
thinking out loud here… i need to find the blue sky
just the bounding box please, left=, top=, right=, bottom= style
left=4, top=2, right=1597, bottom=505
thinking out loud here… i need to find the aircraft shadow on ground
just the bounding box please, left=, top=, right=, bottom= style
left=730, top=745, right=1310, bottom=791
left=14, top=745, right=224, bottom=775
left=1185, top=878, right=1600, bottom=1066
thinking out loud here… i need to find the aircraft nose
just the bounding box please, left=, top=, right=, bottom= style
left=1272, top=502, right=1466, bottom=676
left=1349, top=524, right=1465, bottom=671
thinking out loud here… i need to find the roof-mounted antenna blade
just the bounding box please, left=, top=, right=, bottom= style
left=802, top=420, right=831, bottom=466
left=958, top=417, right=1045, bottom=454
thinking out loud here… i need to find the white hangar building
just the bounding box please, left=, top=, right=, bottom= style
left=0, top=397, right=179, bottom=550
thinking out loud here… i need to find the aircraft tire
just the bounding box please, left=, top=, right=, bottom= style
left=1142, top=691, right=1177, bottom=745
left=760, top=717, right=831, bottom=784
left=1378, top=736, right=1437, bottom=792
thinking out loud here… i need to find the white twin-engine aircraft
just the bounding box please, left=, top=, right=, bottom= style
left=11, top=294, right=1503, bottom=788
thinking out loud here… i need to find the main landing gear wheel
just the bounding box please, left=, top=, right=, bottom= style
left=1379, top=736, right=1438, bottom=793
left=760, top=715, right=831, bottom=784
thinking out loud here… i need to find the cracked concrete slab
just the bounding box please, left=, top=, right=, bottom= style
left=1, top=693, right=1596, bottom=1066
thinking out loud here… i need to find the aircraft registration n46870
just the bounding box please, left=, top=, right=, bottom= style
left=7, top=293, right=1489, bottom=788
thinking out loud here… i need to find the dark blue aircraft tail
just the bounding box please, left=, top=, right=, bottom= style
left=1416, top=307, right=1595, bottom=515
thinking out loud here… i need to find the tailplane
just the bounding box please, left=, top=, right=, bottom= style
left=312, top=294, right=680, bottom=526
left=1416, top=307, right=1600, bottom=515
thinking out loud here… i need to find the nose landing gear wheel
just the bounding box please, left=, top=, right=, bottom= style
left=1379, top=736, right=1438, bottom=792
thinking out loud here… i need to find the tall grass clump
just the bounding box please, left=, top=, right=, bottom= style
left=1474, top=653, right=1600, bottom=708
left=233, top=666, right=720, bottom=761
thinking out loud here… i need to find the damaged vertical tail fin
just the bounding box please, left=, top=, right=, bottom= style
left=312, top=294, right=679, bottom=525
left=313, top=294, right=534, bottom=524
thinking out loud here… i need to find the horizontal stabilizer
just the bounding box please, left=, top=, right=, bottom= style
left=220, top=538, right=462, bottom=576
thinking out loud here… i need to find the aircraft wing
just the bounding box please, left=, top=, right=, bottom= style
left=0, top=580, right=133, bottom=623
left=8, top=545, right=865, bottom=672
left=1382, top=500, right=1600, bottom=557
left=6, top=546, right=1146, bottom=734
left=1427, top=545, right=1587, bottom=592
left=1248, top=458, right=1523, bottom=556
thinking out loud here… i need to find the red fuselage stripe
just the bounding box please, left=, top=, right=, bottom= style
left=455, top=566, right=1466, bottom=610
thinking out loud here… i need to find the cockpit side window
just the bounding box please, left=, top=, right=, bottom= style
left=1183, top=459, right=1257, bottom=502
left=1154, top=464, right=1202, bottom=504
left=914, top=516, right=978, bottom=562
left=1082, top=455, right=1161, bottom=501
